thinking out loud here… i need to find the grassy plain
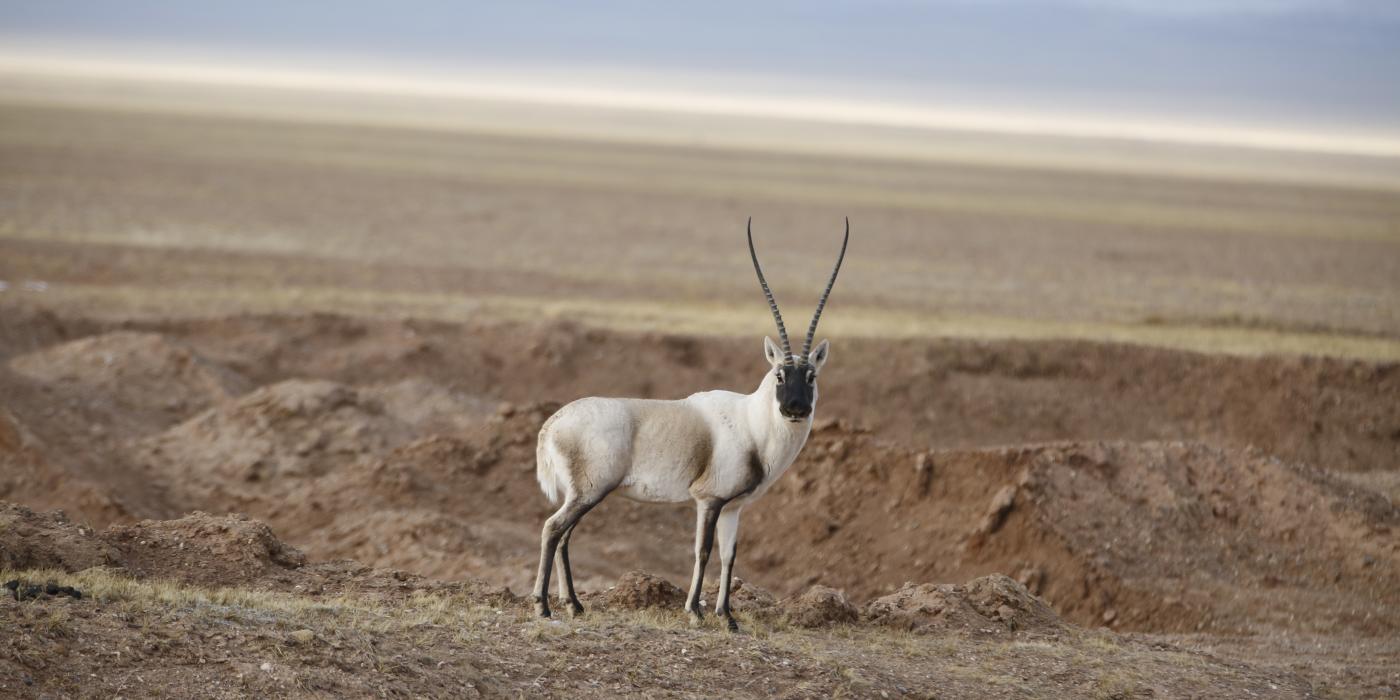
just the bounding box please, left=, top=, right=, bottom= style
left=2, top=72, right=1399, bottom=360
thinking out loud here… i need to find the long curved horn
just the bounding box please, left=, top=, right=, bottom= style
left=747, top=217, right=792, bottom=363
left=802, top=217, right=849, bottom=360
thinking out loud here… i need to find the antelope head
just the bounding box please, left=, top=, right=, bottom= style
left=748, top=217, right=849, bottom=423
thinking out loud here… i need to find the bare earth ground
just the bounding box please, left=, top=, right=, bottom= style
left=1, top=83, right=1399, bottom=697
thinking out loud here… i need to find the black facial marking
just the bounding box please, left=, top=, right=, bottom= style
left=775, top=361, right=817, bottom=420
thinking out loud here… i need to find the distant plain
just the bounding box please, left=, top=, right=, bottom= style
left=2, top=71, right=1399, bottom=360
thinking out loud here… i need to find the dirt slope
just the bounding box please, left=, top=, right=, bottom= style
left=1, top=310, right=1397, bottom=695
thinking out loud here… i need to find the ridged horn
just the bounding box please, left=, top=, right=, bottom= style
left=747, top=217, right=792, bottom=364
left=801, top=217, right=849, bottom=360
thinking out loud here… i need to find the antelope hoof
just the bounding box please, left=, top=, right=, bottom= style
left=568, top=601, right=585, bottom=617
left=686, top=609, right=704, bottom=626
left=725, top=616, right=740, bottom=633
left=533, top=597, right=551, bottom=618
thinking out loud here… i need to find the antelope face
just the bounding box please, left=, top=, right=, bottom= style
left=747, top=216, right=847, bottom=423
left=765, top=337, right=829, bottom=422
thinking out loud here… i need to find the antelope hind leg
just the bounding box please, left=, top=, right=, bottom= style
left=555, top=522, right=586, bottom=616
left=533, top=499, right=591, bottom=617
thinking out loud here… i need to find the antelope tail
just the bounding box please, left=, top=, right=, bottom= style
left=535, top=433, right=565, bottom=505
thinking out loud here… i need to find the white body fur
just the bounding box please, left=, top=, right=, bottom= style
left=531, top=337, right=828, bottom=629
left=537, top=374, right=812, bottom=508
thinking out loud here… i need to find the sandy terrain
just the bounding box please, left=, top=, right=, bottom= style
left=1, top=82, right=1398, bottom=697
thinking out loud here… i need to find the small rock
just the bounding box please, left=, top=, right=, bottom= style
left=1102, top=608, right=1118, bottom=624
left=289, top=629, right=315, bottom=644
left=260, top=662, right=273, bottom=672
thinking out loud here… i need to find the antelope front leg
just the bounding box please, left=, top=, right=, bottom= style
left=714, top=506, right=743, bottom=632
left=684, top=500, right=722, bottom=624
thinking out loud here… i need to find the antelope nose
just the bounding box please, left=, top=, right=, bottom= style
left=781, top=403, right=810, bottom=419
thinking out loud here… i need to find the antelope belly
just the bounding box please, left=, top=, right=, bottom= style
left=615, top=463, right=695, bottom=503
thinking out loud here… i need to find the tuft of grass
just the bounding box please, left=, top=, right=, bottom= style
left=0, top=567, right=504, bottom=635
left=1093, top=669, right=1148, bottom=699
left=32, top=606, right=73, bottom=636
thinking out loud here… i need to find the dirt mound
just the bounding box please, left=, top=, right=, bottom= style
left=595, top=571, right=686, bottom=611
left=138, top=379, right=392, bottom=484
left=743, top=427, right=1400, bottom=636
left=1013, top=441, right=1398, bottom=635
left=864, top=575, right=1064, bottom=636
left=0, top=503, right=120, bottom=571
left=104, top=512, right=307, bottom=587
left=131, top=383, right=531, bottom=584
left=780, top=585, right=859, bottom=628
left=371, top=378, right=499, bottom=430
left=138, top=378, right=497, bottom=489
left=7, top=331, right=249, bottom=427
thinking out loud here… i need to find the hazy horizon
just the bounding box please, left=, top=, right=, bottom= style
left=2, top=1, right=1399, bottom=154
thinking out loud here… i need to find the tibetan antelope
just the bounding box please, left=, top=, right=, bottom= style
left=532, top=217, right=849, bottom=632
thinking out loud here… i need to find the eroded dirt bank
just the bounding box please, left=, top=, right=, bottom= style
left=1, top=308, right=1398, bottom=695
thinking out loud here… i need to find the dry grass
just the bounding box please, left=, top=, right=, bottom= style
left=5, top=97, right=1400, bottom=364
left=1, top=567, right=503, bottom=633
left=0, top=567, right=1321, bottom=697
left=1, top=567, right=796, bottom=640
left=17, top=281, right=1400, bottom=362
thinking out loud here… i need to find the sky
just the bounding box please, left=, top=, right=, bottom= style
left=2, top=1, right=1398, bottom=144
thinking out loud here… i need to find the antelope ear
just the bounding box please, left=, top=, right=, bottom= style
left=763, top=336, right=786, bottom=368
left=808, top=339, right=830, bottom=371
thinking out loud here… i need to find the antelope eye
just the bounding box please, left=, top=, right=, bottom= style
left=806, top=370, right=816, bottom=384
left=775, top=371, right=784, bottom=384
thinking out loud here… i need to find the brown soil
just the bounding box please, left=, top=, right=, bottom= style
left=1, top=309, right=1398, bottom=696
left=0, top=503, right=1325, bottom=698
left=595, top=571, right=686, bottom=612
left=864, top=575, right=1066, bottom=636
left=779, top=585, right=860, bottom=629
